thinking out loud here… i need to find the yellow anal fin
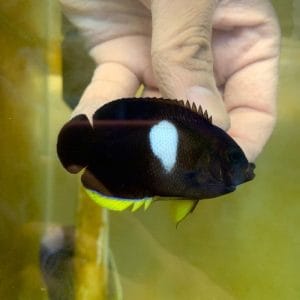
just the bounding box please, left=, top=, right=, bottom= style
left=144, top=199, right=153, bottom=210
left=132, top=198, right=154, bottom=211
left=85, top=188, right=153, bottom=212
left=171, top=200, right=199, bottom=225
left=131, top=200, right=144, bottom=212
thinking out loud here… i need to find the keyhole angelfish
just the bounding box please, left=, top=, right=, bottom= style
left=57, top=98, right=255, bottom=223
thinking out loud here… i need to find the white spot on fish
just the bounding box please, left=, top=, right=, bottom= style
left=149, top=120, right=178, bottom=172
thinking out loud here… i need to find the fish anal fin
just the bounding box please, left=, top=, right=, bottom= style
left=85, top=188, right=153, bottom=213
left=132, top=200, right=145, bottom=212
left=144, top=199, right=153, bottom=210
left=85, top=189, right=134, bottom=211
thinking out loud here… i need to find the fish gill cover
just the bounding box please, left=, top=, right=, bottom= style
left=57, top=98, right=255, bottom=223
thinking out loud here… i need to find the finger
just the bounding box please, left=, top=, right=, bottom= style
left=60, top=0, right=150, bottom=48
left=151, top=0, right=229, bottom=130
left=72, top=62, right=140, bottom=123
left=226, top=56, right=279, bottom=162
left=216, top=2, right=281, bottom=162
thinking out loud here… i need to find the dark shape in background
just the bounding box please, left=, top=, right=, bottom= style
left=40, top=226, right=75, bottom=300
left=62, top=16, right=95, bottom=109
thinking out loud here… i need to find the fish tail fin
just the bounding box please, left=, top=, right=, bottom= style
left=57, top=114, right=93, bottom=173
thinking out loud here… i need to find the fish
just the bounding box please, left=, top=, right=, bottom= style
left=57, top=97, right=255, bottom=223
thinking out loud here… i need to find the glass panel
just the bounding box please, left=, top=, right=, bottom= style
left=0, top=1, right=299, bottom=299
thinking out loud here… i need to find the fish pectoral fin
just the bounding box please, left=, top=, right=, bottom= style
left=171, top=199, right=199, bottom=225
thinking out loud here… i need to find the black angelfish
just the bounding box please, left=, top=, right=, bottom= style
left=57, top=98, right=255, bottom=222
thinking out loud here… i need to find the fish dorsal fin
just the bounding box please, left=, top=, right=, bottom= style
left=138, top=97, right=213, bottom=124
left=85, top=188, right=153, bottom=212
left=183, top=100, right=212, bottom=124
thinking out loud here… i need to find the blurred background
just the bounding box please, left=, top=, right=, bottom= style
left=0, top=0, right=299, bottom=299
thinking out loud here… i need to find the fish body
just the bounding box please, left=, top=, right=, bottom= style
left=57, top=98, right=255, bottom=221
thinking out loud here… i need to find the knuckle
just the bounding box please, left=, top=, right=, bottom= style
left=152, top=25, right=213, bottom=73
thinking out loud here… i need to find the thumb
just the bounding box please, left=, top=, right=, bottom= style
left=151, top=0, right=229, bottom=130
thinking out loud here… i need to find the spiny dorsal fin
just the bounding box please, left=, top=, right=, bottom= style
left=178, top=100, right=185, bottom=106
left=195, top=104, right=213, bottom=124
left=192, top=102, right=197, bottom=112
left=185, top=100, right=191, bottom=110
left=198, top=105, right=203, bottom=115
left=138, top=97, right=213, bottom=124
left=182, top=100, right=212, bottom=124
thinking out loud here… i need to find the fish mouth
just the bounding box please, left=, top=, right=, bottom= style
left=226, top=163, right=256, bottom=186
left=245, top=163, right=256, bottom=182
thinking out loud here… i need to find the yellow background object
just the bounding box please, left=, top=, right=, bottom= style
left=0, top=1, right=78, bottom=299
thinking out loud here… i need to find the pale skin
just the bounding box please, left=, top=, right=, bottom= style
left=60, top=0, right=280, bottom=162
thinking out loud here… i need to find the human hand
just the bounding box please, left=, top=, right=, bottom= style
left=60, top=0, right=280, bottom=162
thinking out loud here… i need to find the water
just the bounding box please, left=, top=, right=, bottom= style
left=0, top=1, right=299, bottom=299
